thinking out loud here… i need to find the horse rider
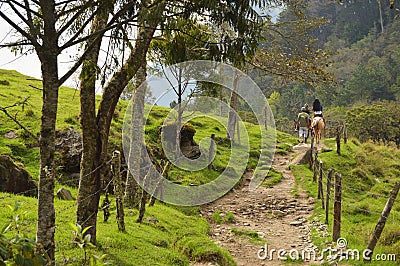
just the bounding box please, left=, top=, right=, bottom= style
left=312, top=98, right=326, bottom=127
left=296, top=106, right=311, bottom=143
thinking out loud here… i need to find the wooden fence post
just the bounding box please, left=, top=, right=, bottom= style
left=336, top=126, right=341, bottom=155
left=325, top=169, right=333, bottom=225
left=236, top=119, right=241, bottom=145
left=318, top=160, right=325, bottom=209
left=263, top=107, right=268, bottom=130
left=364, top=183, right=400, bottom=261
left=112, top=151, right=125, bottom=232
left=309, top=135, right=314, bottom=170
left=343, top=123, right=348, bottom=144
left=313, top=151, right=318, bottom=182
left=137, top=170, right=150, bottom=223
left=332, top=173, right=342, bottom=242
left=311, top=134, right=314, bottom=153
left=208, top=134, right=215, bottom=170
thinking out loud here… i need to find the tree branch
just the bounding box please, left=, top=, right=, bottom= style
left=0, top=10, right=40, bottom=48
left=0, top=98, right=38, bottom=140
left=57, top=1, right=98, bottom=36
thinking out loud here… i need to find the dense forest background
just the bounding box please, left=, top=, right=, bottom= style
left=252, top=0, right=400, bottom=132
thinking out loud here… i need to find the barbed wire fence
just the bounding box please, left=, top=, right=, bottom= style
left=309, top=134, right=400, bottom=258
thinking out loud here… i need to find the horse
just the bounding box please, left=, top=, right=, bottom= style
left=312, top=117, right=325, bottom=144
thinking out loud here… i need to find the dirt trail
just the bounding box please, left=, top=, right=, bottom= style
left=195, top=143, right=320, bottom=266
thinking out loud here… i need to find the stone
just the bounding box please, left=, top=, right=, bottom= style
left=55, top=127, right=83, bottom=173
left=160, top=123, right=201, bottom=159
left=0, top=155, right=37, bottom=197
left=308, top=197, right=317, bottom=204
left=290, top=221, right=303, bottom=226
left=273, top=210, right=285, bottom=216
left=3, top=131, right=17, bottom=139
left=146, top=217, right=159, bottom=224
left=0, top=80, right=10, bottom=85
left=56, top=187, right=74, bottom=200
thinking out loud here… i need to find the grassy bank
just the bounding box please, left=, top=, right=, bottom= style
left=291, top=139, right=400, bottom=265
left=0, top=190, right=235, bottom=266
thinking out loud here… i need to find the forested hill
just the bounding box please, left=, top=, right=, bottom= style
left=254, top=0, right=400, bottom=129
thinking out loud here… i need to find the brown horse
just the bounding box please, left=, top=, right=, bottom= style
left=312, top=117, right=325, bottom=144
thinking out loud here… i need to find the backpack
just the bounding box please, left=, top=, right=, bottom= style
left=298, top=112, right=309, bottom=127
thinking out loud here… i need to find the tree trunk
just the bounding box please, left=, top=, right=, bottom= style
left=175, top=70, right=183, bottom=159
left=76, top=1, right=110, bottom=244
left=378, top=0, right=384, bottom=34
left=227, top=72, right=239, bottom=142
left=125, top=63, right=147, bottom=207
left=36, top=1, right=59, bottom=263
left=137, top=169, right=150, bottom=223
left=76, top=2, right=164, bottom=242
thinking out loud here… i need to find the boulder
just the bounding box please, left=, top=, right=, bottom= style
left=56, top=187, right=74, bottom=200
left=180, top=145, right=201, bottom=159
left=296, top=148, right=312, bottom=165
left=0, top=155, right=37, bottom=197
left=55, top=127, right=82, bottom=174
left=160, top=123, right=201, bottom=159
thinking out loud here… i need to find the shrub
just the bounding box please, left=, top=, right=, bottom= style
left=0, top=202, right=49, bottom=265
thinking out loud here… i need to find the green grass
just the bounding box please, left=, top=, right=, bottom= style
left=0, top=69, right=126, bottom=179
left=230, top=228, right=264, bottom=245
left=211, top=210, right=235, bottom=224
left=0, top=191, right=234, bottom=266
left=262, top=167, right=283, bottom=187
left=291, top=138, right=400, bottom=265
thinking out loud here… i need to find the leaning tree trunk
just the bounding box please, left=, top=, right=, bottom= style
left=76, top=3, right=163, bottom=241
left=125, top=63, right=147, bottom=207
left=76, top=1, right=110, bottom=244
left=36, top=2, right=59, bottom=263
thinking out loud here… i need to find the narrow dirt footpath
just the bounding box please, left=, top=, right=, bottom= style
left=198, top=143, right=320, bottom=266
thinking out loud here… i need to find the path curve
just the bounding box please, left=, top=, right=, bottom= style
left=194, top=143, right=320, bottom=266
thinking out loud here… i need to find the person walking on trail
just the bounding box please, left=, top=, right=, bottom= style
left=296, top=107, right=311, bottom=143
left=303, top=103, right=311, bottom=115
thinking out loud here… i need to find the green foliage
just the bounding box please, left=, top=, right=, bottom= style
left=346, top=101, right=400, bottom=146
left=0, top=202, right=49, bottom=265
left=70, top=223, right=112, bottom=265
